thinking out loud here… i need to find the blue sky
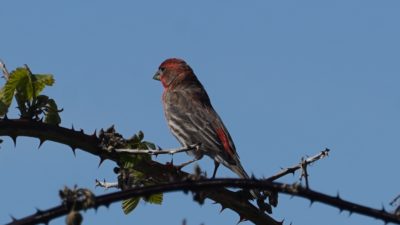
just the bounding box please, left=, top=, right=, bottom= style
left=1, top=1, right=400, bottom=224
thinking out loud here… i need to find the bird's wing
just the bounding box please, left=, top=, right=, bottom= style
left=167, top=87, right=238, bottom=164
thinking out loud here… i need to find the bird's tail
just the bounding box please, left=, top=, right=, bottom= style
left=231, top=163, right=262, bottom=200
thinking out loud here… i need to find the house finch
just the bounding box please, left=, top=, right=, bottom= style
left=153, top=58, right=260, bottom=199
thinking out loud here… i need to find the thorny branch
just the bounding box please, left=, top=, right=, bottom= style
left=2, top=119, right=396, bottom=225
left=102, top=148, right=329, bottom=186
left=0, top=119, right=279, bottom=225
left=6, top=179, right=400, bottom=225
left=115, top=143, right=200, bottom=155
left=266, top=149, right=330, bottom=182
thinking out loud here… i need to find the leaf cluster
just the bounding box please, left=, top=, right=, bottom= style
left=119, top=131, right=163, bottom=214
left=0, top=65, right=61, bottom=124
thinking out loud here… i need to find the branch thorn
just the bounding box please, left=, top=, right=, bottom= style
left=70, top=146, right=77, bottom=156
left=9, top=135, right=17, bottom=147
left=98, top=157, right=105, bottom=167
left=38, top=138, right=46, bottom=149
left=10, top=215, right=17, bottom=222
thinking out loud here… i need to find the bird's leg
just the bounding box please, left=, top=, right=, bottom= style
left=175, top=144, right=203, bottom=170
left=211, top=161, right=220, bottom=179
left=175, top=158, right=199, bottom=170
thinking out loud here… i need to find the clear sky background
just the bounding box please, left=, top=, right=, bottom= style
left=1, top=1, right=399, bottom=225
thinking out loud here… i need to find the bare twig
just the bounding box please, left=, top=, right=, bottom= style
left=267, top=148, right=330, bottom=181
left=391, top=194, right=400, bottom=206
left=391, top=194, right=400, bottom=216
left=300, top=157, right=310, bottom=188
left=115, top=143, right=200, bottom=155
left=0, top=59, right=10, bottom=80
left=6, top=179, right=400, bottom=225
left=95, top=179, right=119, bottom=190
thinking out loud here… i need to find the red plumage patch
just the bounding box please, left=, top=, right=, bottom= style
left=216, top=127, right=234, bottom=158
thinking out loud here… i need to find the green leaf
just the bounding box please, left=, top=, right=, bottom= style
left=0, top=67, right=30, bottom=115
left=11, top=67, right=33, bottom=100
left=0, top=66, right=55, bottom=117
left=0, top=99, right=9, bottom=116
left=44, top=99, right=61, bottom=125
left=143, top=193, right=163, bottom=205
left=32, top=74, right=54, bottom=97
left=142, top=141, right=156, bottom=150
left=130, top=134, right=140, bottom=145
left=35, top=95, right=50, bottom=108
left=122, top=197, right=140, bottom=214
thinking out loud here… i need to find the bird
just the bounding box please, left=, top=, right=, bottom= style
left=153, top=58, right=261, bottom=200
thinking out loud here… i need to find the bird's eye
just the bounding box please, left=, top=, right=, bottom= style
left=159, top=67, right=165, bottom=72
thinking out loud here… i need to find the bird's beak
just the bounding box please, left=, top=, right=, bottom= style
left=153, top=71, right=161, bottom=81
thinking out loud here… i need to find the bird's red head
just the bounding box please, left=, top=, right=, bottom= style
left=153, top=58, right=195, bottom=88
